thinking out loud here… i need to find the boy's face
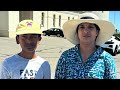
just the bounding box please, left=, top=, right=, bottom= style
left=16, top=34, right=41, bottom=53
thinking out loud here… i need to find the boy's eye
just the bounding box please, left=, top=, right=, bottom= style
left=21, top=34, right=39, bottom=39
left=32, top=34, right=38, bottom=37
left=21, top=35, right=27, bottom=38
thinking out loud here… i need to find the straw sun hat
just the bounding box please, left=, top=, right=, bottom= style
left=63, top=13, right=116, bottom=45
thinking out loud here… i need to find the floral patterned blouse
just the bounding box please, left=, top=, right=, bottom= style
left=55, top=44, right=117, bottom=79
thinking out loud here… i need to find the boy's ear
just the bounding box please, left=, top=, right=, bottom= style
left=16, top=35, right=19, bottom=44
left=39, top=36, right=42, bottom=41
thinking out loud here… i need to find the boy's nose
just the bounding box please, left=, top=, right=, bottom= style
left=26, top=37, right=33, bottom=43
left=83, top=28, right=90, bottom=32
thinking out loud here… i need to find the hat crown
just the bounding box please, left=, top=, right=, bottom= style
left=16, top=20, right=42, bottom=35
left=16, top=20, right=40, bottom=30
left=79, top=12, right=99, bottom=20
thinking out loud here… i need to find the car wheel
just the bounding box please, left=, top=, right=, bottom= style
left=43, top=33, right=46, bottom=36
left=57, top=34, right=60, bottom=37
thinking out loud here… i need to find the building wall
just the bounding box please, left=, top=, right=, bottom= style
left=33, top=11, right=48, bottom=32
left=0, top=11, right=109, bottom=38
left=8, top=11, right=19, bottom=38
left=0, top=11, right=9, bottom=37
left=33, top=11, right=81, bottom=31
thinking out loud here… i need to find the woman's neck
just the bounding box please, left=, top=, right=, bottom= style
left=79, top=44, right=96, bottom=62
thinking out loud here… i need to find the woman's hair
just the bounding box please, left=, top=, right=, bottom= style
left=77, top=16, right=100, bottom=33
left=80, top=17, right=95, bottom=19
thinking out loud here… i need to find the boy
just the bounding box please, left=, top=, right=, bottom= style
left=0, top=20, right=51, bottom=79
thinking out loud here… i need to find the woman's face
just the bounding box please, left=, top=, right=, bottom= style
left=77, top=22, right=99, bottom=45
left=16, top=34, right=41, bottom=53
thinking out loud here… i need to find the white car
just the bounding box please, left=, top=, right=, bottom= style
left=118, top=46, right=120, bottom=54
left=100, top=36, right=120, bottom=56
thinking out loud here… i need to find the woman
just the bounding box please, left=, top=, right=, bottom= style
left=54, top=13, right=117, bottom=79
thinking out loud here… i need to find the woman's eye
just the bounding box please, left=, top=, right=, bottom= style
left=79, top=26, right=85, bottom=29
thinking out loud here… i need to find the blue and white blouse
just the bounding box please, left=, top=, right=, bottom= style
left=55, top=44, right=117, bottom=79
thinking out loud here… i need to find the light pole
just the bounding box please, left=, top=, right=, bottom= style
left=47, top=11, right=48, bottom=29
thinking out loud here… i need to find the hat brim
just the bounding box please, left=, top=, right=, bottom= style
left=16, top=28, right=42, bottom=35
left=63, top=19, right=115, bottom=45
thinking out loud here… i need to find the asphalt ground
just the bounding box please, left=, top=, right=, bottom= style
left=0, top=35, right=120, bottom=79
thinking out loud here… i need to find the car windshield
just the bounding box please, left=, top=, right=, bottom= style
left=49, top=28, right=55, bottom=30
left=115, top=36, right=120, bottom=41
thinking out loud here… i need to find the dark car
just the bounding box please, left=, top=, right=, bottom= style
left=42, top=28, right=64, bottom=37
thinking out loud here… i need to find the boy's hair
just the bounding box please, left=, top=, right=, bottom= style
left=16, top=34, right=41, bottom=44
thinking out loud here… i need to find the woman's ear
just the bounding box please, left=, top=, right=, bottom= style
left=16, top=35, right=19, bottom=44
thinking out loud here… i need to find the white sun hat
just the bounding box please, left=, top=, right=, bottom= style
left=79, top=12, right=100, bottom=19
left=63, top=13, right=115, bottom=45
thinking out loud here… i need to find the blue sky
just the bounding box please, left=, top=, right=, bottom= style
left=109, top=11, right=120, bottom=33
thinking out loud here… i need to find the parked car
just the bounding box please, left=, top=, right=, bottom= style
left=114, top=35, right=120, bottom=41
left=42, top=28, right=64, bottom=37
left=100, top=36, right=120, bottom=56
left=118, top=46, right=120, bottom=54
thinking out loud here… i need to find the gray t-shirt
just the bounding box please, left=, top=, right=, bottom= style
left=0, top=54, right=51, bottom=79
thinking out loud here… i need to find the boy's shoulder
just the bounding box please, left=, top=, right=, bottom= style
left=36, top=56, right=50, bottom=65
left=3, top=54, right=17, bottom=62
left=36, top=56, right=46, bottom=63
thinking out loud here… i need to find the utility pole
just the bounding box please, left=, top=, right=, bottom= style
left=114, top=11, right=117, bottom=33
left=47, top=11, right=48, bottom=29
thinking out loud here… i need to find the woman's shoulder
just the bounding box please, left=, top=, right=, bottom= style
left=62, top=45, right=77, bottom=54
left=101, top=50, right=115, bottom=64
left=102, top=50, right=114, bottom=58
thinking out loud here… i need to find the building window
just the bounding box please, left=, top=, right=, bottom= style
left=59, top=15, right=61, bottom=27
left=53, top=14, right=56, bottom=27
left=68, top=17, right=70, bottom=20
left=41, top=12, right=44, bottom=27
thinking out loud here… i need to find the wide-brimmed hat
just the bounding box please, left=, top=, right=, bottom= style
left=16, top=20, right=42, bottom=35
left=63, top=13, right=115, bottom=45
left=79, top=12, right=100, bottom=19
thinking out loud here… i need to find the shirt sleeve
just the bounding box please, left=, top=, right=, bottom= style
left=54, top=52, right=67, bottom=79
left=0, top=62, right=11, bottom=79
left=42, top=61, right=51, bottom=79
left=104, top=52, right=117, bottom=79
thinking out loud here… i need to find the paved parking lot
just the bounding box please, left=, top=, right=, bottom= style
left=0, top=36, right=120, bottom=79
